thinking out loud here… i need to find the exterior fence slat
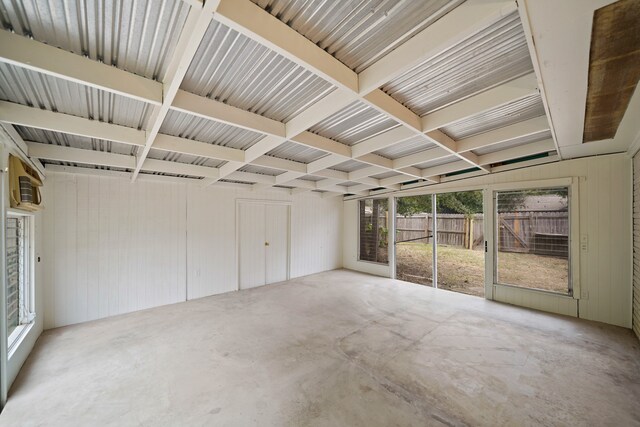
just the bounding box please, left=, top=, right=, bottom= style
left=395, top=211, right=568, bottom=256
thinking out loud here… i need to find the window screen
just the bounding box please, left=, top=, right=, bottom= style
left=495, top=187, right=570, bottom=294
left=359, top=199, right=389, bottom=264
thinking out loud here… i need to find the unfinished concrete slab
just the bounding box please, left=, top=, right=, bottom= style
left=1, top=269, right=639, bottom=426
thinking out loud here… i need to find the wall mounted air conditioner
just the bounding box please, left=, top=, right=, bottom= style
left=9, top=154, right=43, bottom=212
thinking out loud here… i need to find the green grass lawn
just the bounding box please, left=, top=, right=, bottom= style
left=395, top=243, right=569, bottom=297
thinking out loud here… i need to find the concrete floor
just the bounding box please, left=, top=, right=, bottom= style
left=2, top=270, right=640, bottom=426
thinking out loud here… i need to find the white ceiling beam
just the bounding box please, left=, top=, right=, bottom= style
left=420, top=160, right=482, bottom=178
left=1, top=124, right=46, bottom=178
left=153, top=134, right=245, bottom=162
left=287, top=179, right=317, bottom=190
left=456, top=116, right=551, bottom=153
left=213, top=0, right=358, bottom=92
left=274, top=171, right=306, bottom=184
left=312, top=169, right=349, bottom=181
left=44, top=163, right=196, bottom=184
left=142, top=158, right=220, bottom=179
left=171, top=90, right=286, bottom=138
left=27, top=142, right=135, bottom=169
left=362, top=90, right=423, bottom=131
left=319, top=184, right=367, bottom=196
left=350, top=126, right=417, bottom=158
left=243, top=136, right=286, bottom=164
left=421, top=73, right=539, bottom=131
left=361, top=90, right=486, bottom=171
left=132, top=0, right=221, bottom=181
left=478, top=138, right=556, bottom=165
left=348, top=166, right=387, bottom=181
left=252, top=155, right=307, bottom=174
left=0, top=102, right=251, bottom=164
left=354, top=176, right=382, bottom=188
left=291, top=132, right=352, bottom=158
left=358, top=0, right=518, bottom=94
left=316, top=177, right=346, bottom=189
left=491, top=153, right=559, bottom=173
left=0, top=31, right=162, bottom=105
left=347, top=183, right=378, bottom=194
left=285, top=90, right=357, bottom=138
left=228, top=171, right=277, bottom=185
left=307, top=154, right=348, bottom=174
left=356, top=153, right=393, bottom=170
left=380, top=174, right=418, bottom=187
left=392, top=147, right=450, bottom=169
left=0, top=101, right=145, bottom=146
left=518, top=0, right=562, bottom=158
left=28, top=141, right=221, bottom=179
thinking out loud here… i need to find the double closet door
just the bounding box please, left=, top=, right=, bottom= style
left=238, top=202, right=290, bottom=289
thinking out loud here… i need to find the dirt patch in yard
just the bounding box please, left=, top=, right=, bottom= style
left=395, top=243, right=569, bottom=297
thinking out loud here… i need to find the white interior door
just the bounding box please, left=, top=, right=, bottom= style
left=239, top=203, right=266, bottom=289
left=265, top=204, right=289, bottom=284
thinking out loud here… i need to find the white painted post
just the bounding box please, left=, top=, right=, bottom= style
left=483, top=189, right=495, bottom=300
left=432, top=194, right=438, bottom=289
left=0, top=144, right=8, bottom=409
left=388, top=195, right=396, bottom=280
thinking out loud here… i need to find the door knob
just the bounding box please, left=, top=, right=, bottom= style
left=265, top=242, right=270, bottom=246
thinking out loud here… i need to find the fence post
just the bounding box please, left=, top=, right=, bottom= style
left=469, top=218, right=474, bottom=250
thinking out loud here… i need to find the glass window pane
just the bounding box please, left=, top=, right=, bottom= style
left=359, top=198, right=389, bottom=264
left=395, top=195, right=434, bottom=286
left=496, top=187, right=570, bottom=294
left=436, top=191, right=485, bottom=297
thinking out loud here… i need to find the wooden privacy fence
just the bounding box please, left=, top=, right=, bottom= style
left=395, top=211, right=569, bottom=257
left=498, top=211, right=568, bottom=257
left=396, top=214, right=484, bottom=249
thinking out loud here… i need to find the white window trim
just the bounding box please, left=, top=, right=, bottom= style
left=357, top=198, right=390, bottom=266
left=6, top=209, right=36, bottom=354
left=488, top=177, right=580, bottom=301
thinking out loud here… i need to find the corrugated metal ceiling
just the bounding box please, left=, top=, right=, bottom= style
left=442, top=94, right=546, bottom=140
left=239, top=164, right=285, bottom=176
left=383, top=10, right=533, bottom=116
left=472, top=130, right=553, bottom=156
left=182, top=21, right=335, bottom=123
left=413, top=154, right=457, bottom=170
left=472, top=130, right=551, bottom=156
left=0, top=0, right=190, bottom=81
left=15, top=127, right=137, bottom=156
left=373, top=134, right=436, bottom=159
left=0, top=63, right=152, bottom=129
left=371, top=170, right=400, bottom=180
left=252, top=0, right=463, bottom=72
left=140, top=170, right=203, bottom=179
left=298, top=175, right=324, bottom=182
left=160, top=110, right=265, bottom=151
left=309, top=101, right=399, bottom=146
left=266, top=141, right=328, bottom=163
left=42, top=159, right=131, bottom=173
left=330, top=159, right=369, bottom=173
left=146, top=148, right=225, bottom=168
left=337, top=181, right=361, bottom=187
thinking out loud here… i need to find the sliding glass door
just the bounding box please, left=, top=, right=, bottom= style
left=394, top=191, right=485, bottom=297
left=435, top=191, right=485, bottom=297
left=395, top=195, right=434, bottom=286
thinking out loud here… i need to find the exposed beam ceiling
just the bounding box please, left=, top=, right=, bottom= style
left=0, top=0, right=582, bottom=197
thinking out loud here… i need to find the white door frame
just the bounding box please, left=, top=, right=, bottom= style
left=235, top=199, right=291, bottom=291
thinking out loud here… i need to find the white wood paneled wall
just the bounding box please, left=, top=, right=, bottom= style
left=633, top=152, right=640, bottom=340
left=344, top=154, right=633, bottom=328
left=43, top=174, right=343, bottom=329
left=43, top=174, right=187, bottom=328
